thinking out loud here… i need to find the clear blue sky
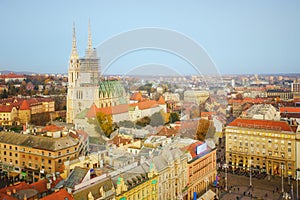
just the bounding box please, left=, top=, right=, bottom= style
left=0, top=0, right=299, bottom=75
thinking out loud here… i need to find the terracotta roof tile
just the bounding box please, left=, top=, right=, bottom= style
left=42, top=124, right=64, bottom=132
left=157, top=96, right=166, bottom=104
left=134, top=100, right=159, bottom=110
left=182, top=141, right=206, bottom=158
left=228, top=118, right=294, bottom=132
left=130, top=92, right=143, bottom=101
left=279, top=107, right=300, bottom=113
left=86, top=103, right=100, bottom=118
left=97, top=104, right=129, bottom=116
left=19, top=100, right=30, bottom=110
left=0, top=104, right=14, bottom=112
left=40, top=189, right=73, bottom=200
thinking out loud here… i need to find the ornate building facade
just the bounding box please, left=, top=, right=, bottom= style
left=67, top=22, right=127, bottom=123
left=225, top=118, right=298, bottom=178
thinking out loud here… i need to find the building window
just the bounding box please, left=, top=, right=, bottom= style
left=15, top=147, right=17, bottom=150
left=15, top=160, right=18, bottom=164
left=9, top=152, right=12, bottom=156
left=15, top=153, right=17, bottom=157
left=58, top=152, right=61, bottom=156
left=48, top=160, right=51, bottom=164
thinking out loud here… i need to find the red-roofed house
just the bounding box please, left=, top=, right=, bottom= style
left=0, top=176, right=62, bottom=200
left=181, top=141, right=217, bottom=200
left=280, top=107, right=300, bottom=118
left=225, top=118, right=297, bottom=177
left=40, top=189, right=74, bottom=200
left=86, top=99, right=166, bottom=123
left=130, top=92, right=143, bottom=103
left=19, top=100, right=31, bottom=124
left=0, top=104, right=18, bottom=126
left=0, top=73, right=26, bottom=83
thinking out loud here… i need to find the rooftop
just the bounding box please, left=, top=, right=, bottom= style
left=227, top=118, right=294, bottom=132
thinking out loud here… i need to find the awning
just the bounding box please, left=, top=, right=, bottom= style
left=197, top=189, right=217, bottom=200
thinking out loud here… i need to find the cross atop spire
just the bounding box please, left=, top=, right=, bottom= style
left=71, top=22, right=79, bottom=59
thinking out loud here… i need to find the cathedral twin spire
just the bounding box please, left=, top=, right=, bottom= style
left=71, top=19, right=94, bottom=59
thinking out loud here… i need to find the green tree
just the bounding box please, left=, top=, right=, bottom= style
left=169, top=112, right=180, bottom=123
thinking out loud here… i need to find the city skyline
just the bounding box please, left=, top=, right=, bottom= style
left=0, top=0, right=299, bottom=75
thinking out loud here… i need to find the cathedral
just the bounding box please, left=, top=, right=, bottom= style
left=66, top=22, right=127, bottom=124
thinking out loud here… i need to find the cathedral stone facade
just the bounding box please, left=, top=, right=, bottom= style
left=67, top=22, right=127, bottom=124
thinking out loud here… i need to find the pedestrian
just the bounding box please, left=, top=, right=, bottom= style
left=243, top=191, right=245, bottom=196
left=238, top=187, right=239, bottom=191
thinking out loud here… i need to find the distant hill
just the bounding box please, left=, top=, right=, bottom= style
left=0, top=70, right=67, bottom=76
left=0, top=70, right=35, bottom=75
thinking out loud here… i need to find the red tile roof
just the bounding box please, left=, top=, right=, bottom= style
left=157, top=96, right=166, bottom=104
left=31, top=177, right=62, bottom=193
left=108, top=135, right=133, bottom=147
left=157, top=127, right=178, bottom=137
left=130, top=92, right=143, bottom=101
left=228, top=118, right=294, bottom=132
left=133, top=100, right=159, bottom=110
left=0, top=182, right=31, bottom=194
left=19, top=100, right=30, bottom=110
left=40, top=189, right=74, bottom=200
left=0, top=193, right=17, bottom=200
left=97, top=104, right=129, bottom=116
left=182, top=141, right=206, bottom=158
left=86, top=103, right=99, bottom=118
left=42, top=124, right=64, bottom=132
left=0, top=73, right=26, bottom=79
left=0, top=104, right=14, bottom=112
left=279, top=107, right=300, bottom=113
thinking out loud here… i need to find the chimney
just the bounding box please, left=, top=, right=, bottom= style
left=6, top=190, right=11, bottom=196
left=12, top=188, right=16, bottom=194
left=23, top=193, right=27, bottom=200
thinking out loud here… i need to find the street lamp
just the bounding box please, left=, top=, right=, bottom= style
left=223, top=163, right=228, bottom=191
left=205, top=178, right=209, bottom=192
left=249, top=159, right=252, bottom=187
left=281, top=164, right=284, bottom=193
left=296, top=169, right=300, bottom=200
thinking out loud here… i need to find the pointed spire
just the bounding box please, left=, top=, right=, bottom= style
left=85, top=18, right=94, bottom=58
left=71, top=22, right=79, bottom=59
left=87, top=18, right=93, bottom=51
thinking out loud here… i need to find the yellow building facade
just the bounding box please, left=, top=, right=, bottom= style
left=225, top=118, right=297, bottom=177
left=184, top=141, right=217, bottom=200
left=0, top=131, right=80, bottom=182
left=114, top=164, right=158, bottom=200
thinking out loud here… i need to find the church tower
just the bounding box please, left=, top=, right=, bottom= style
left=67, top=23, right=80, bottom=123
left=67, top=20, right=128, bottom=125
left=67, top=21, right=101, bottom=124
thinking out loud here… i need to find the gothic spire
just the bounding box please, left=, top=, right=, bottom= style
left=87, top=19, right=93, bottom=51
left=71, top=22, right=79, bottom=59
